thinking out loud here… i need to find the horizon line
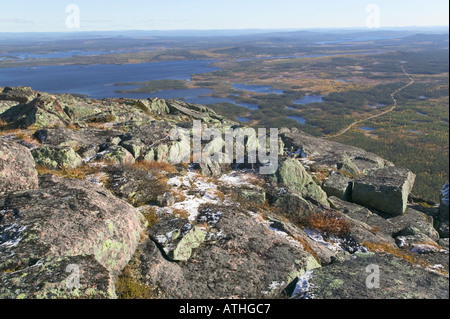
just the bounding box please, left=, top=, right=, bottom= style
left=1, top=25, right=449, bottom=35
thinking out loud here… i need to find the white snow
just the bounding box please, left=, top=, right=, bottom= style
left=218, top=170, right=262, bottom=189
left=0, top=224, right=27, bottom=249
left=261, top=281, right=286, bottom=295
left=292, top=270, right=315, bottom=299
left=411, top=244, right=440, bottom=254
left=165, top=172, right=220, bottom=221
left=304, top=228, right=344, bottom=252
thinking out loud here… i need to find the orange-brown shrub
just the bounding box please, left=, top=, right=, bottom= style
left=132, top=160, right=177, bottom=174
left=303, top=210, right=351, bottom=237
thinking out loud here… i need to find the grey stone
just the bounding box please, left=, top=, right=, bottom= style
left=32, top=146, right=83, bottom=170
left=352, top=167, right=416, bottom=216
left=389, top=207, right=440, bottom=241
left=238, top=189, right=266, bottom=205
left=323, top=173, right=353, bottom=201
left=275, top=158, right=328, bottom=207
left=0, top=139, right=39, bottom=195
left=157, top=192, right=176, bottom=207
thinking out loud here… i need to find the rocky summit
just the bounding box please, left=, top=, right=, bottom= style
left=0, top=87, right=448, bottom=299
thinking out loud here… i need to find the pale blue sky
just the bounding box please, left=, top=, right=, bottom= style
left=0, top=0, right=448, bottom=32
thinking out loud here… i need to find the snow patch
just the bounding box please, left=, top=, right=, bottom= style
left=261, top=281, right=286, bottom=295
left=292, top=270, right=315, bottom=299
left=411, top=244, right=440, bottom=254
left=166, top=172, right=220, bottom=221
left=0, top=224, right=27, bottom=249
left=304, top=228, right=344, bottom=252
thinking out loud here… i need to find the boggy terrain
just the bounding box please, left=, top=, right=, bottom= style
left=0, top=87, right=448, bottom=299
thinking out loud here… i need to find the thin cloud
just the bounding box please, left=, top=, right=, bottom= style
left=0, top=18, right=37, bottom=25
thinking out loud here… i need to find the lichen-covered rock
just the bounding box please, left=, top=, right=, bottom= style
left=389, top=208, right=439, bottom=241
left=0, top=94, right=71, bottom=128
left=167, top=100, right=224, bottom=122
left=101, top=146, right=135, bottom=165
left=337, top=156, right=361, bottom=176
left=157, top=192, right=176, bottom=207
left=271, top=191, right=314, bottom=220
left=32, top=146, right=83, bottom=170
left=0, top=86, right=37, bottom=104
left=199, top=157, right=223, bottom=177
left=352, top=167, right=416, bottom=216
left=120, top=139, right=144, bottom=159
left=135, top=206, right=320, bottom=298
left=171, top=226, right=207, bottom=261
left=323, top=173, right=352, bottom=201
left=64, top=104, right=101, bottom=121
left=238, top=189, right=266, bottom=205
left=0, top=175, right=144, bottom=278
left=105, top=164, right=168, bottom=206
left=0, top=255, right=114, bottom=299
left=275, top=158, right=328, bottom=206
left=292, top=252, right=449, bottom=299
left=168, top=134, right=191, bottom=164
left=0, top=139, right=39, bottom=195
left=147, top=217, right=192, bottom=259
left=135, top=99, right=170, bottom=116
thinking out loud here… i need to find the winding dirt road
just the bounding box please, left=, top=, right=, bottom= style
left=326, top=65, right=414, bottom=139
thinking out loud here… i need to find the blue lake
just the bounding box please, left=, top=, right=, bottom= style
left=407, top=130, right=424, bottom=135
left=293, top=95, right=324, bottom=105
left=287, top=115, right=307, bottom=125
left=237, top=116, right=251, bottom=122
left=360, top=126, right=376, bottom=132
left=0, top=60, right=221, bottom=99
left=232, top=83, right=284, bottom=95
left=367, top=103, right=386, bottom=108
left=0, top=49, right=155, bottom=61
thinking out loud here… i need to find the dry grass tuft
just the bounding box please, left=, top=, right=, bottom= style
left=172, top=188, right=187, bottom=202
left=302, top=210, right=351, bottom=237
left=131, top=160, right=177, bottom=174
left=173, top=209, right=190, bottom=219
left=115, top=264, right=156, bottom=299
left=140, top=206, right=160, bottom=228
left=35, top=163, right=106, bottom=181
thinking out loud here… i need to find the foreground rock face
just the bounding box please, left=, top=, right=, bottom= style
left=0, top=175, right=144, bottom=285
left=0, top=255, right=113, bottom=299
left=0, top=139, right=39, bottom=195
left=293, top=252, right=449, bottom=299
left=352, top=167, right=416, bottom=216
left=135, top=206, right=320, bottom=299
